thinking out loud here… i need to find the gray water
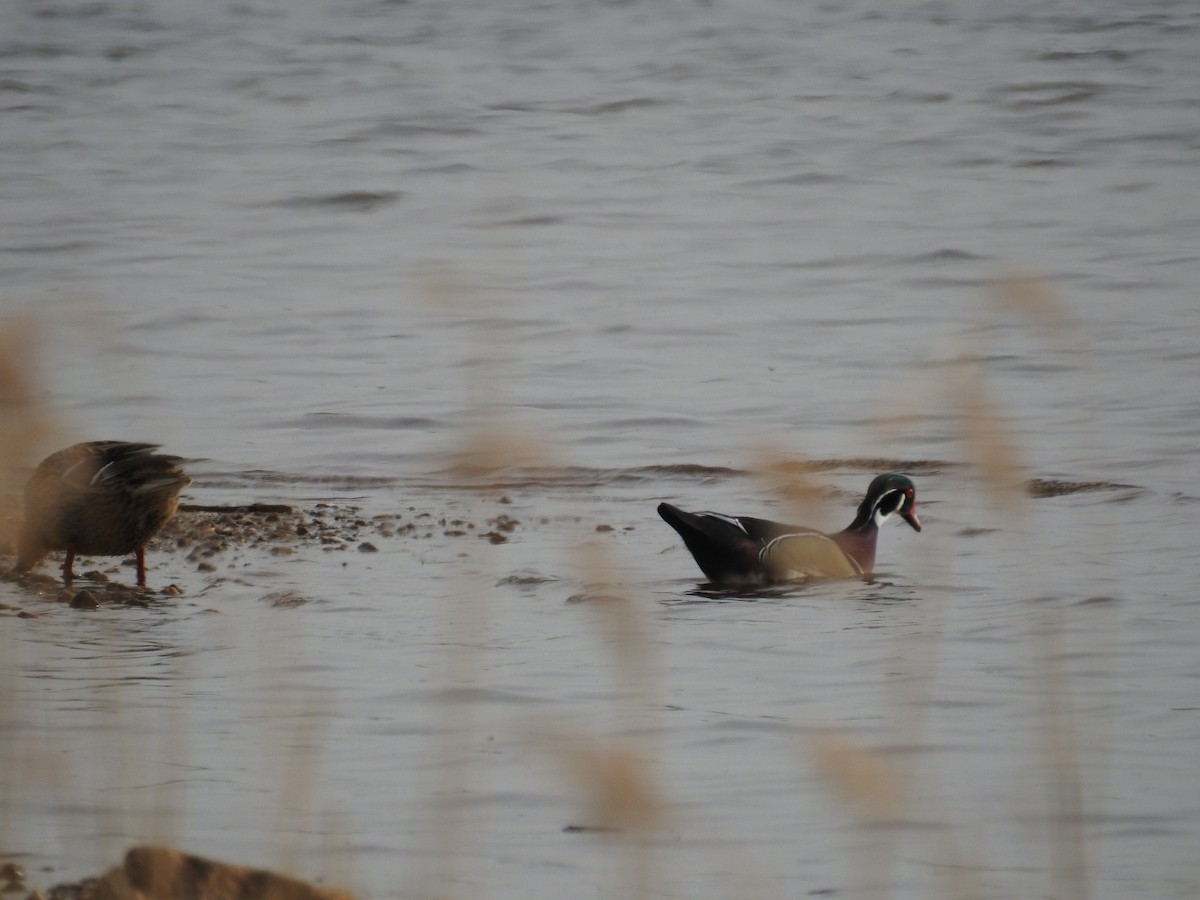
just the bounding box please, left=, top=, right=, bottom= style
left=2, top=0, right=1199, bottom=897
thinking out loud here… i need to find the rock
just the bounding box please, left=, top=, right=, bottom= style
left=92, top=846, right=354, bottom=900
left=70, top=589, right=99, bottom=610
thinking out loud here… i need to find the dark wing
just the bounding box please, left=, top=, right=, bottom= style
left=84, top=442, right=188, bottom=495
left=657, top=503, right=769, bottom=585
left=49, top=441, right=161, bottom=489
left=721, top=514, right=810, bottom=545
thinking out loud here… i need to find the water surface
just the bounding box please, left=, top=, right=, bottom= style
left=2, top=1, right=1199, bottom=897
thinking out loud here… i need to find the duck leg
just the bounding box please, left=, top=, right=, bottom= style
left=136, top=547, right=147, bottom=587
left=62, top=546, right=76, bottom=586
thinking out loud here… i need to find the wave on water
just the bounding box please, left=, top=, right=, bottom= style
left=188, top=457, right=956, bottom=493
left=183, top=461, right=1144, bottom=502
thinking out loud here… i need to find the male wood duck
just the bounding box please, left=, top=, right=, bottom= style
left=658, top=473, right=921, bottom=586
left=15, top=441, right=191, bottom=587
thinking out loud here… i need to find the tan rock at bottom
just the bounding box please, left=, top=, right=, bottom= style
left=93, top=846, right=355, bottom=900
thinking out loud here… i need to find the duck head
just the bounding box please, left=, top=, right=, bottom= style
left=851, top=473, right=921, bottom=533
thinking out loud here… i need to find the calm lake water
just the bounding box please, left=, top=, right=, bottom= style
left=3, top=0, right=1199, bottom=897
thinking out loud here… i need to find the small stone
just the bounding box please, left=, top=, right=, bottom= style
left=70, top=589, right=99, bottom=610
left=358, top=542, right=378, bottom=552
left=595, top=524, right=614, bottom=533
left=197, top=561, right=217, bottom=572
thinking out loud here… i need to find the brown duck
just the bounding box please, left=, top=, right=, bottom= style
left=16, top=441, right=190, bottom=587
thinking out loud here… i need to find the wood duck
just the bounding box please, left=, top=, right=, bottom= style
left=15, top=441, right=191, bottom=587
left=658, top=473, right=921, bottom=586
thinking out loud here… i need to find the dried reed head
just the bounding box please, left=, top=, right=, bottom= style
left=873, top=339, right=1027, bottom=512
left=0, top=319, right=59, bottom=552
left=419, top=263, right=474, bottom=310
left=750, top=445, right=831, bottom=522
left=954, top=365, right=1026, bottom=512
left=542, top=732, right=665, bottom=834
left=991, top=272, right=1076, bottom=333
left=807, top=729, right=906, bottom=825
left=448, top=420, right=556, bottom=480
left=575, top=540, right=650, bottom=685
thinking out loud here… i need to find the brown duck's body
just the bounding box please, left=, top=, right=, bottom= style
left=16, top=441, right=190, bottom=587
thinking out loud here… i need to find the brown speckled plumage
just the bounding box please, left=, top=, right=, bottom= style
left=16, top=441, right=190, bottom=587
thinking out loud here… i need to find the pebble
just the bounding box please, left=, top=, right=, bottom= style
left=69, top=589, right=99, bottom=610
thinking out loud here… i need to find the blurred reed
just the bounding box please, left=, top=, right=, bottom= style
left=0, top=319, right=61, bottom=869
left=817, top=273, right=1090, bottom=900
left=0, top=319, right=60, bottom=550
left=539, top=539, right=665, bottom=900
left=750, top=444, right=836, bottom=523
left=0, top=317, right=346, bottom=897
left=2, top=268, right=1099, bottom=900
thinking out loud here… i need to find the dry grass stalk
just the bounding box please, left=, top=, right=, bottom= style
left=560, top=540, right=665, bottom=899
left=542, top=732, right=665, bottom=835
left=935, top=841, right=984, bottom=900
left=873, top=273, right=1074, bottom=508
left=807, top=729, right=906, bottom=825
left=422, top=457, right=493, bottom=896
left=991, top=272, right=1076, bottom=332
left=422, top=266, right=562, bottom=482
left=750, top=446, right=832, bottom=522
left=418, top=264, right=474, bottom=310
left=0, top=319, right=64, bottom=857
left=872, top=339, right=1027, bottom=513
left=1033, top=616, right=1089, bottom=900
left=252, top=616, right=334, bottom=881
left=954, top=366, right=1027, bottom=513
left=806, top=730, right=911, bottom=900
left=575, top=541, right=653, bottom=699
left=447, top=420, right=556, bottom=478
left=0, top=319, right=61, bottom=546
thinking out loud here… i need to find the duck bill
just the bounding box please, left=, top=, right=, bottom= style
left=902, top=509, right=922, bottom=532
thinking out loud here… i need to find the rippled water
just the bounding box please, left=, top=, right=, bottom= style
left=3, top=1, right=1199, bottom=897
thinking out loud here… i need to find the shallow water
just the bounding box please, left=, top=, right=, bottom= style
left=3, top=1, right=1199, bottom=897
